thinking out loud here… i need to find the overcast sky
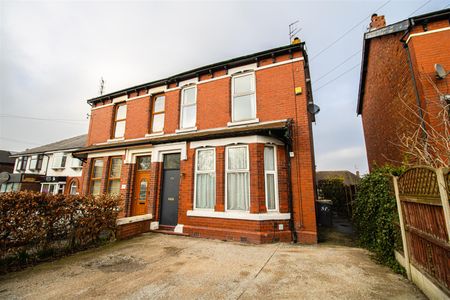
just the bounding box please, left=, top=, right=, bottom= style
left=0, top=0, right=448, bottom=174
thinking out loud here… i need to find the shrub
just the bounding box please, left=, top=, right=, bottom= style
left=353, top=166, right=405, bottom=272
left=318, top=178, right=349, bottom=217
left=0, top=191, right=120, bottom=272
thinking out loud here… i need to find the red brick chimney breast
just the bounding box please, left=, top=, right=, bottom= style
left=369, top=13, right=386, bottom=30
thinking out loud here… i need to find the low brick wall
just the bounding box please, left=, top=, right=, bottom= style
left=116, top=214, right=152, bottom=240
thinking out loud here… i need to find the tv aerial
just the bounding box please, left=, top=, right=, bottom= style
left=435, top=64, right=449, bottom=79
left=289, top=21, right=302, bottom=43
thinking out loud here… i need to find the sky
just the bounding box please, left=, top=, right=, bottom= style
left=0, top=0, right=448, bottom=174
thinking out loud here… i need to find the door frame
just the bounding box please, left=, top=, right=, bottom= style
left=158, top=151, right=181, bottom=225
left=131, top=155, right=152, bottom=217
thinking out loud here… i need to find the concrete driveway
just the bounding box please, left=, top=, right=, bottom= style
left=0, top=233, right=423, bottom=300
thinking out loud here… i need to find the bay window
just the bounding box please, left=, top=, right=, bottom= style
left=264, top=146, right=278, bottom=211
left=226, top=145, right=250, bottom=211
left=231, top=72, right=256, bottom=122
left=180, top=86, right=197, bottom=129
left=90, top=159, right=103, bottom=195
left=151, top=95, right=165, bottom=133
left=113, top=103, right=127, bottom=138
left=107, top=157, right=122, bottom=195
left=194, top=148, right=215, bottom=209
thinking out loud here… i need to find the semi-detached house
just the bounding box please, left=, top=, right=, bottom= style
left=74, top=42, right=318, bottom=243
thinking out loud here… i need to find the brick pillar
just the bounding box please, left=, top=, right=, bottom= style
left=215, top=146, right=225, bottom=212
left=249, top=143, right=266, bottom=213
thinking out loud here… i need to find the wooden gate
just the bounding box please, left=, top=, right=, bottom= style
left=393, top=167, right=450, bottom=297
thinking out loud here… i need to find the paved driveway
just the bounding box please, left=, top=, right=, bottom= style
left=0, top=233, right=423, bottom=299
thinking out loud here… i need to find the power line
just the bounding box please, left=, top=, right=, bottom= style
left=408, top=0, right=432, bottom=17
left=0, top=114, right=87, bottom=124
left=310, top=0, right=392, bottom=61
left=313, top=63, right=361, bottom=93
left=314, top=50, right=362, bottom=84
left=0, top=136, right=42, bottom=146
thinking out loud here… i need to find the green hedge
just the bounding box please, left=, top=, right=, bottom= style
left=353, top=166, right=405, bottom=272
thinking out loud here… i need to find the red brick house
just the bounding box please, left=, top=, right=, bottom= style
left=74, top=43, right=318, bottom=243
left=357, top=9, right=450, bottom=170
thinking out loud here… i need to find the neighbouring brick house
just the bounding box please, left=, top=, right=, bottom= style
left=357, top=8, right=450, bottom=170
left=73, top=42, right=318, bottom=243
left=0, top=135, right=86, bottom=194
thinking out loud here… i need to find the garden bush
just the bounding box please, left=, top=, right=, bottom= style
left=0, top=191, right=120, bottom=272
left=353, top=166, right=405, bottom=272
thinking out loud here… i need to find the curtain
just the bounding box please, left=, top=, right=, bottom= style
left=227, top=173, right=249, bottom=210
left=196, top=174, right=215, bottom=209
left=266, top=174, right=276, bottom=210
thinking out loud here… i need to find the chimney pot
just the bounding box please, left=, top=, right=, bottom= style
left=369, top=13, right=386, bottom=30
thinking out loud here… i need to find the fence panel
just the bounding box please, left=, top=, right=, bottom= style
left=396, top=167, right=450, bottom=294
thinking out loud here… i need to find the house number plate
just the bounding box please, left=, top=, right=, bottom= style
left=168, top=197, right=175, bottom=201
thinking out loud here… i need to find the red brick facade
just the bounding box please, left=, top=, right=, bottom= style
left=359, top=12, right=450, bottom=170
left=77, top=44, right=318, bottom=243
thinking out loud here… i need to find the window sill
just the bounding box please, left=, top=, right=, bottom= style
left=175, top=127, right=197, bottom=134
left=51, top=167, right=65, bottom=170
left=107, top=137, right=125, bottom=143
left=145, top=132, right=164, bottom=137
left=71, top=166, right=83, bottom=169
left=186, top=210, right=290, bottom=221
left=227, top=118, right=259, bottom=127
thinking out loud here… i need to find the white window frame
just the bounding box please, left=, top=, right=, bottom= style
left=71, top=156, right=83, bottom=169
left=231, top=72, right=257, bottom=123
left=41, top=182, right=64, bottom=195
left=225, top=144, right=250, bottom=212
left=29, top=155, right=38, bottom=170
left=180, top=85, right=197, bottom=130
left=264, top=145, right=279, bottom=212
left=52, top=152, right=67, bottom=169
left=193, top=148, right=216, bottom=210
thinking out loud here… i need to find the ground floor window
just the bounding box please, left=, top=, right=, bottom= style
left=41, top=183, right=65, bottom=195
left=226, top=145, right=250, bottom=211
left=69, top=180, right=78, bottom=195
left=264, top=145, right=278, bottom=211
left=90, top=159, right=104, bottom=195
left=0, top=183, right=21, bottom=193
left=107, top=157, right=122, bottom=195
left=195, top=148, right=216, bottom=209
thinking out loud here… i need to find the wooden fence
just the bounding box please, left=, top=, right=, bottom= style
left=393, top=167, right=450, bottom=299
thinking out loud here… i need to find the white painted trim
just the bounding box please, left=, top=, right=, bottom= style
left=264, top=145, right=279, bottom=212
left=87, top=150, right=126, bottom=158
left=150, top=221, right=159, bottom=230
left=179, top=77, right=198, bottom=87
left=193, top=148, right=216, bottom=210
left=116, top=214, right=152, bottom=226
left=197, top=74, right=229, bottom=86
left=174, top=224, right=184, bottom=233
left=190, top=135, right=284, bottom=149
left=227, top=118, right=259, bottom=127
left=91, top=103, right=115, bottom=111
left=151, top=142, right=187, bottom=162
left=125, top=147, right=153, bottom=164
left=175, top=127, right=197, bottom=134
left=107, top=137, right=125, bottom=143
left=126, top=94, right=150, bottom=102
left=186, top=210, right=290, bottom=221
left=145, top=132, right=164, bottom=138
left=148, top=85, right=166, bottom=95
left=113, top=95, right=128, bottom=104
left=406, top=26, right=450, bottom=44
left=257, top=57, right=303, bottom=70
left=229, top=63, right=257, bottom=75
left=225, top=144, right=250, bottom=212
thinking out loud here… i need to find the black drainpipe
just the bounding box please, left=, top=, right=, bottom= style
left=401, top=21, right=427, bottom=140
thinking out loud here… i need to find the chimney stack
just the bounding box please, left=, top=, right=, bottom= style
left=369, top=13, right=386, bottom=30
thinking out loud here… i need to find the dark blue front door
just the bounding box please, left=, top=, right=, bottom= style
left=160, top=154, right=180, bottom=226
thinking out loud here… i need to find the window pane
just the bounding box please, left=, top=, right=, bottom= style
left=116, top=105, right=127, bottom=120
left=227, top=173, right=249, bottom=210
left=197, top=149, right=214, bottom=171
left=264, top=147, right=275, bottom=171
left=108, top=179, right=121, bottom=195
left=90, top=180, right=101, bottom=195
left=110, top=158, right=122, bottom=178
left=152, top=114, right=164, bottom=132
left=71, top=158, right=82, bottom=168
left=182, top=87, right=196, bottom=105
left=139, top=180, right=147, bottom=201
left=196, top=173, right=215, bottom=209
left=53, top=154, right=62, bottom=168
left=114, top=120, right=126, bottom=138
left=70, top=182, right=77, bottom=195
left=164, top=153, right=180, bottom=169
left=227, top=147, right=247, bottom=170
left=233, top=95, right=254, bottom=121
left=181, top=105, right=196, bottom=128
left=234, top=74, right=253, bottom=94
left=154, top=96, right=165, bottom=112
left=93, top=159, right=104, bottom=178
left=29, top=156, right=37, bottom=170
left=266, top=174, right=276, bottom=210
left=137, top=156, right=151, bottom=170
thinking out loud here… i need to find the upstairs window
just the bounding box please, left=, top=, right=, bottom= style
left=71, top=157, right=83, bottom=168
left=226, top=145, right=250, bottom=211
left=180, top=86, right=197, bottom=129
left=264, top=146, right=278, bottom=211
left=52, top=153, right=67, bottom=169
left=16, top=156, right=28, bottom=171
left=231, top=72, right=256, bottom=122
left=194, top=148, right=215, bottom=209
left=113, top=104, right=127, bottom=138
left=151, top=95, right=165, bottom=133
left=90, top=159, right=103, bottom=195
left=107, top=157, right=122, bottom=195
left=29, top=154, right=44, bottom=171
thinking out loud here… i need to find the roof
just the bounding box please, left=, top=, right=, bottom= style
left=87, top=43, right=306, bottom=105
left=357, top=8, right=450, bottom=115
left=73, top=120, right=291, bottom=158
left=12, top=134, right=87, bottom=157
left=0, top=150, right=15, bottom=164
left=316, top=170, right=361, bottom=186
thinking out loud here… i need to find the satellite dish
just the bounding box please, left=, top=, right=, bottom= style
left=435, top=64, right=449, bottom=79
left=307, top=103, right=320, bottom=115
